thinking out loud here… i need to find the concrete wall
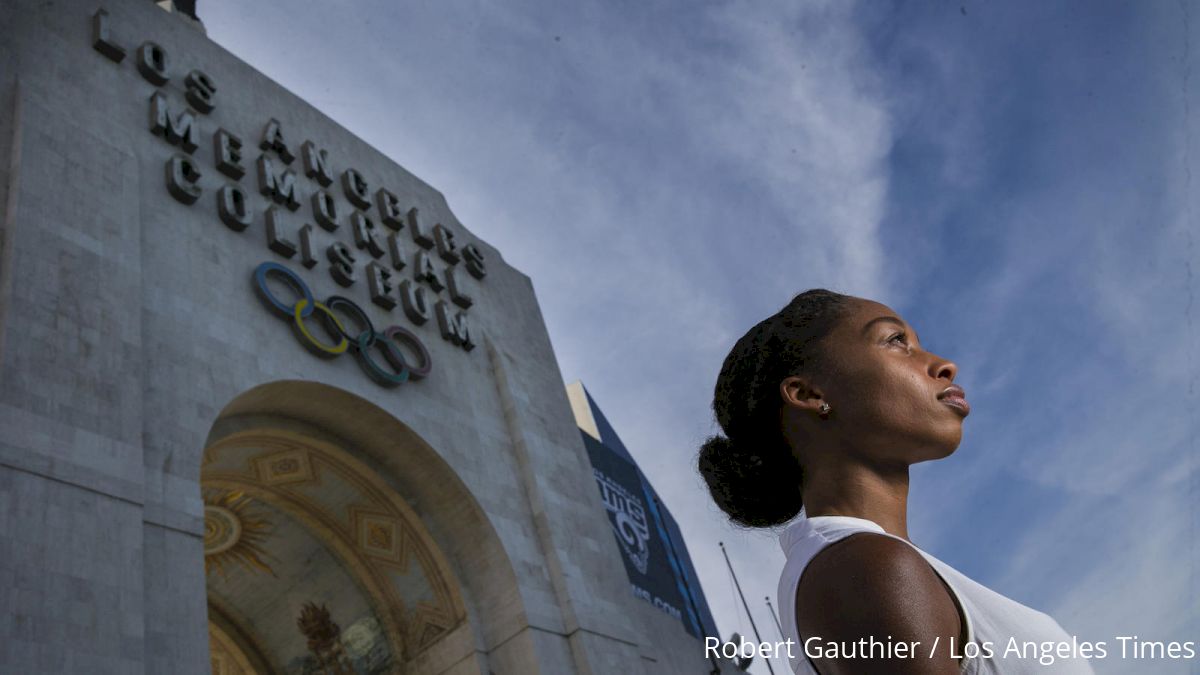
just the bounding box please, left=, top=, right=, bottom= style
left=0, top=1, right=737, bottom=672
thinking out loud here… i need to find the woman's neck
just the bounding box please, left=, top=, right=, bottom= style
left=800, top=460, right=911, bottom=540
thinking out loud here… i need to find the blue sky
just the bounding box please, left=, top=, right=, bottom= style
left=200, top=1, right=1197, bottom=672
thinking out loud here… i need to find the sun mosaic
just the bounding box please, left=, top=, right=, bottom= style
left=204, top=488, right=276, bottom=577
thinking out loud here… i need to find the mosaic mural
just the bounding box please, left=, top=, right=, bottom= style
left=201, top=429, right=466, bottom=672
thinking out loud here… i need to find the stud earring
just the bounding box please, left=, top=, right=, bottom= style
left=818, top=402, right=832, bottom=419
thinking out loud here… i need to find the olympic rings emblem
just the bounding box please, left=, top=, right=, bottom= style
left=253, top=262, right=432, bottom=387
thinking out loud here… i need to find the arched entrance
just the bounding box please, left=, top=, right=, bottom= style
left=199, top=381, right=518, bottom=674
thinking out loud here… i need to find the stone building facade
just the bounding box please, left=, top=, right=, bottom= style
left=0, top=1, right=735, bottom=672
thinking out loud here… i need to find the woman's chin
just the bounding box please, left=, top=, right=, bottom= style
left=918, top=429, right=963, bottom=462
left=938, top=433, right=964, bottom=459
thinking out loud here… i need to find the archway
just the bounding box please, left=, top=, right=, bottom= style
left=199, top=381, right=520, bottom=674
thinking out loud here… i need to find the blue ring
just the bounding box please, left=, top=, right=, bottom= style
left=254, top=262, right=314, bottom=319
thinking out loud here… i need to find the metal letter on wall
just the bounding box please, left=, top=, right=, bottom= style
left=184, top=70, right=217, bottom=114
left=399, top=280, right=430, bottom=325
left=405, top=207, right=435, bottom=249
left=298, top=224, right=318, bottom=269
left=259, top=118, right=295, bottom=164
left=311, top=191, right=339, bottom=232
left=351, top=211, right=385, bottom=259
left=433, top=224, right=460, bottom=264
left=413, top=250, right=445, bottom=292
left=462, top=243, right=487, bottom=280
left=214, top=128, right=245, bottom=180
left=265, top=207, right=298, bottom=258
left=257, top=155, right=301, bottom=211
left=165, top=154, right=201, bottom=205
left=375, top=188, right=404, bottom=230
left=327, top=242, right=356, bottom=287
left=149, top=92, right=198, bottom=153
left=217, top=184, right=252, bottom=232
left=444, top=266, right=473, bottom=309
left=301, top=141, right=333, bottom=187
left=136, top=41, right=169, bottom=85
left=92, top=9, right=126, bottom=62
left=386, top=233, right=408, bottom=272
left=366, top=262, right=397, bottom=310
left=435, top=301, right=475, bottom=351
left=341, top=169, right=371, bottom=210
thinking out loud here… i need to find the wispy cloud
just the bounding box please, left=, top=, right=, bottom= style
left=862, top=4, right=1198, bottom=673
left=203, top=2, right=894, bottom=671
left=201, top=1, right=1196, bottom=673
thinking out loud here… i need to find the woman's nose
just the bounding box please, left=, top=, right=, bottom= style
left=930, top=355, right=957, bottom=382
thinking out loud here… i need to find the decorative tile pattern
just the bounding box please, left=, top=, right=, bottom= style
left=351, top=508, right=407, bottom=567
left=204, top=430, right=466, bottom=660
left=252, top=449, right=315, bottom=486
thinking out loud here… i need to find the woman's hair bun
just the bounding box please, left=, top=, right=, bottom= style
left=697, top=289, right=851, bottom=528
left=698, top=434, right=803, bottom=528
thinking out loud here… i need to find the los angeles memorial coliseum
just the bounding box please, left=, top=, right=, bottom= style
left=0, top=1, right=739, bottom=673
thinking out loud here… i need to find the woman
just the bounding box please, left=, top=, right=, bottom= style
left=699, top=290, right=1094, bottom=674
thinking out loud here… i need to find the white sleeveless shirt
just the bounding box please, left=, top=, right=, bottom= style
left=777, top=508, right=1096, bottom=674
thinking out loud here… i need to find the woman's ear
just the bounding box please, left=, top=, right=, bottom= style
left=780, top=375, right=824, bottom=414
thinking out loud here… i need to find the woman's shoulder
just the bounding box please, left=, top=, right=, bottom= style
left=796, top=531, right=961, bottom=623
left=794, top=533, right=968, bottom=673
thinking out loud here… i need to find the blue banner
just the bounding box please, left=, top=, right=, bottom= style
left=576, top=393, right=719, bottom=640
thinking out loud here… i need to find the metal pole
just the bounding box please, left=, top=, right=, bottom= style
left=765, top=596, right=784, bottom=639
left=719, top=541, right=775, bottom=675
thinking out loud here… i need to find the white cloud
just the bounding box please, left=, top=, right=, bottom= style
left=199, top=4, right=1200, bottom=675
left=204, top=2, right=895, bottom=672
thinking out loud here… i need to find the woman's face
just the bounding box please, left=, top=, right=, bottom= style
left=811, top=297, right=968, bottom=465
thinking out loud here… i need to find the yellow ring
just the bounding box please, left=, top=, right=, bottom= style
left=293, top=299, right=349, bottom=356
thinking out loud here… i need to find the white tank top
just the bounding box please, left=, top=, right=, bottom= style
left=776, top=508, right=1096, bottom=674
